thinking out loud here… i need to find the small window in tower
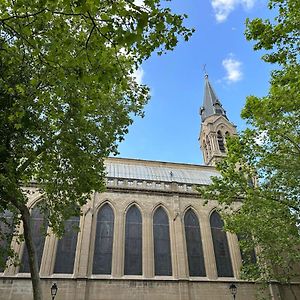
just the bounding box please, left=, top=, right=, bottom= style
left=206, top=136, right=211, bottom=149
left=217, top=131, right=226, bottom=153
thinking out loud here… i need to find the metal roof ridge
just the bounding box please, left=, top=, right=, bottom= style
left=105, top=157, right=218, bottom=171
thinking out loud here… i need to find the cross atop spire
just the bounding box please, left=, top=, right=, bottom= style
left=200, top=74, right=227, bottom=122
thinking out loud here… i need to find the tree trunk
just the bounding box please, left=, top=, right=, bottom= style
left=20, top=205, right=43, bottom=300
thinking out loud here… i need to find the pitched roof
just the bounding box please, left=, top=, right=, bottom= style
left=105, top=157, right=219, bottom=185
left=200, top=74, right=227, bottom=122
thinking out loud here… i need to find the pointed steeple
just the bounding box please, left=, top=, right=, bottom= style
left=199, top=74, right=237, bottom=166
left=200, top=74, right=227, bottom=122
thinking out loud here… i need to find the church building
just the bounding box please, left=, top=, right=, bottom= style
left=0, top=75, right=293, bottom=299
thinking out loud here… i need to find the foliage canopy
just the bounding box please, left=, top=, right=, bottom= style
left=200, top=0, right=300, bottom=285
left=0, top=1, right=193, bottom=298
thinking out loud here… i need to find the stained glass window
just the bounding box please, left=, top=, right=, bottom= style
left=153, top=207, right=172, bottom=276
left=238, top=234, right=257, bottom=265
left=210, top=211, right=233, bottom=277
left=20, top=206, right=47, bottom=273
left=93, top=204, right=114, bottom=274
left=54, top=216, right=80, bottom=274
left=124, top=205, right=142, bottom=275
left=184, top=209, right=206, bottom=276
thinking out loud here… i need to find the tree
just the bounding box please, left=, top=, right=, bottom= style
left=0, top=1, right=194, bottom=299
left=199, top=0, right=300, bottom=290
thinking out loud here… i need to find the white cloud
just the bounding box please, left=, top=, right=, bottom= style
left=211, top=0, right=255, bottom=22
left=222, top=56, right=243, bottom=83
left=132, top=67, right=144, bottom=85
left=254, top=130, right=268, bottom=146
left=134, top=0, right=144, bottom=6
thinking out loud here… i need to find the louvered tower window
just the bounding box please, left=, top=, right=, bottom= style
left=210, top=211, right=233, bottom=277
left=153, top=207, right=172, bottom=276
left=184, top=209, right=206, bottom=276
left=124, top=205, right=142, bottom=275
left=217, top=131, right=226, bottom=153
left=20, top=206, right=47, bottom=273
left=93, top=204, right=114, bottom=274
left=54, top=216, right=80, bottom=274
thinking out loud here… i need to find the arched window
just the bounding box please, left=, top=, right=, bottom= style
left=217, top=131, right=226, bottom=153
left=93, top=204, right=114, bottom=274
left=210, top=211, right=233, bottom=277
left=237, top=234, right=257, bottom=265
left=206, top=136, right=211, bottom=153
left=124, top=205, right=142, bottom=275
left=54, top=216, right=80, bottom=274
left=20, top=206, right=47, bottom=273
left=184, top=209, right=206, bottom=276
left=153, top=207, right=172, bottom=276
left=206, top=136, right=211, bottom=160
left=0, top=210, right=14, bottom=272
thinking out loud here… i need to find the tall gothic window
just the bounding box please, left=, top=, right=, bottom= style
left=217, top=131, right=226, bottom=153
left=93, top=204, right=114, bottom=274
left=153, top=207, right=172, bottom=276
left=237, top=234, right=257, bottom=265
left=124, top=205, right=142, bottom=275
left=20, top=206, right=47, bottom=273
left=210, top=211, right=233, bottom=277
left=54, top=216, right=80, bottom=274
left=184, top=209, right=206, bottom=276
left=0, top=210, right=14, bottom=272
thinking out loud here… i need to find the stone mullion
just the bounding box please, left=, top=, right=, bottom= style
left=201, top=214, right=218, bottom=279
left=112, top=210, right=124, bottom=277
left=143, top=212, right=153, bottom=278
left=169, top=208, right=178, bottom=278
left=40, top=229, right=56, bottom=276
left=173, top=196, right=188, bottom=279
left=76, top=212, right=92, bottom=277
left=227, top=232, right=242, bottom=279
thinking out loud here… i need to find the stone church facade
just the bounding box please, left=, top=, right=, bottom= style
left=0, top=76, right=298, bottom=300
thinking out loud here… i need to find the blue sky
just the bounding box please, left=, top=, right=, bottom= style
left=117, top=0, right=273, bottom=165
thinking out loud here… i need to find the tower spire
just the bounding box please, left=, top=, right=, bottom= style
left=199, top=74, right=236, bottom=166
left=200, top=74, right=227, bottom=122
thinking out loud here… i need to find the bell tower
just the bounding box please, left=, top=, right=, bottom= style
left=199, top=74, right=237, bottom=166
